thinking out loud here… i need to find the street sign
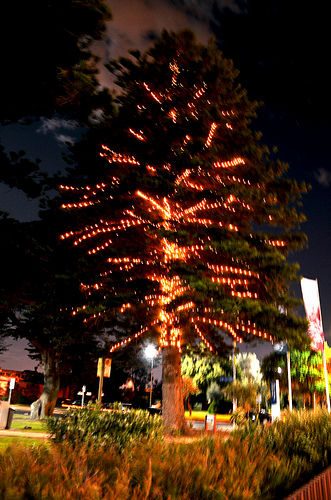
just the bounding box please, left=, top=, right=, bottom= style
left=98, top=358, right=112, bottom=378
left=104, top=358, right=112, bottom=378
left=219, top=377, right=233, bottom=382
left=273, top=342, right=289, bottom=355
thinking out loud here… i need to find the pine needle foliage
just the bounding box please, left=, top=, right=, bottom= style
left=61, top=29, right=309, bottom=356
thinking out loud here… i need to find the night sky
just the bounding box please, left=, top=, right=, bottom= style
left=1, top=0, right=331, bottom=370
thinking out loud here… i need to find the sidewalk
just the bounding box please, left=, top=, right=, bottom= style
left=0, top=428, right=49, bottom=439
left=0, top=404, right=50, bottom=440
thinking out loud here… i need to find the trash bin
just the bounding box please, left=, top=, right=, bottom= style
left=6, top=407, right=16, bottom=429
left=0, top=401, right=9, bottom=429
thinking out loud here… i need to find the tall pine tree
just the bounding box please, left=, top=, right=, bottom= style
left=61, top=30, right=308, bottom=432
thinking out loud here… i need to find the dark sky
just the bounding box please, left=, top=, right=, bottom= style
left=1, top=0, right=330, bottom=369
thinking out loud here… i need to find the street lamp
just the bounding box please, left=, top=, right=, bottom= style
left=145, top=345, right=157, bottom=407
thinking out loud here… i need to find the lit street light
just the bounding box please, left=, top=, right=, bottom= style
left=145, top=345, right=157, bottom=407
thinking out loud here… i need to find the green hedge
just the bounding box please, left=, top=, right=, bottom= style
left=47, top=406, right=164, bottom=452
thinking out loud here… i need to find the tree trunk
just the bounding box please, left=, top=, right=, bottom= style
left=30, top=347, right=60, bottom=420
left=162, top=345, right=188, bottom=434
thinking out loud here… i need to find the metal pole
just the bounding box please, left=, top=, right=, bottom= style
left=233, top=340, right=237, bottom=412
left=149, top=357, right=153, bottom=407
left=98, top=357, right=105, bottom=404
left=315, top=280, right=330, bottom=413
left=287, top=348, right=293, bottom=411
left=323, top=349, right=330, bottom=412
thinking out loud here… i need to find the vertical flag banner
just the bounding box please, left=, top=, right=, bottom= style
left=301, top=278, right=325, bottom=351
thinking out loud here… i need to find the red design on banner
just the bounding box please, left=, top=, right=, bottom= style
left=301, top=278, right=325, bottom=352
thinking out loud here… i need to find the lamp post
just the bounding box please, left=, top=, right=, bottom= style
left=145, top=345, right=157, bottom=407
left=232, top=340, right=237, bottom=412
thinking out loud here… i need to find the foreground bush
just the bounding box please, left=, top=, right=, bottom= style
left=47, top=406, right=164, bottom=451
left=1, top=409, right=331, bottom=499
left=263, top=409, right=331, bottom=497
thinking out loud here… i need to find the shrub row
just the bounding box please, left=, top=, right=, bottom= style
left=46, top=406, right=164, bottom=451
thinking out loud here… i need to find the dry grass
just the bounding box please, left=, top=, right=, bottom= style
left=1, top=409, right=330, bottom=499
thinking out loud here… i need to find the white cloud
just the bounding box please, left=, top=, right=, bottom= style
left=56, top=134, right=76, bottom=145
left=314, top=167, right=331, bottom=187
left=37, top=117, right=77, bottom=134
left=94, top=0, right=223, bottom=89
left=36, top=117, right=78, bottom=145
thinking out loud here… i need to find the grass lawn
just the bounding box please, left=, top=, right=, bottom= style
left=9, top=413, right=47, bottom=432
left=0, top=437, right=47, bottom=449
left=0, top=413, right=49, bottom=450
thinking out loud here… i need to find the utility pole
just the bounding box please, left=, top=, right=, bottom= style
left=232, top=340, right=237, bottom=412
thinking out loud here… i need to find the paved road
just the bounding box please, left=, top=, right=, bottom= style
left=13, top=406, right=64, bottom=417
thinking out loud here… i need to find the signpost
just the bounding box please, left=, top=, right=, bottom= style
left=8, top=378, right=15, bottom=405
left=270, top=380, right=280, bottom=421
left=81, top=385, right=86, bottom=407
left=273, top=341, right=292, bottom=411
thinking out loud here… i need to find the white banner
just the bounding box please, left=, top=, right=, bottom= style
left=301, top=278, right=324, bottom=351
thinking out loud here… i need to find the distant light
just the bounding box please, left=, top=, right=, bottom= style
left=145, top=345, right=157, bottom=359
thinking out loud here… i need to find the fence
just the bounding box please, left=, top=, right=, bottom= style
left=285, top=465, right=331, bottom=500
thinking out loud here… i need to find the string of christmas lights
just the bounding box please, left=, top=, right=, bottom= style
left=60, top=55, right=287, bottom=355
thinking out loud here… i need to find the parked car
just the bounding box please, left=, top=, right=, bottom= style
left=63, top=400, right=88, bottom=409
left=56, top=398, right=72, bottom=408
left=247, top=410, right=272, bottom=424
left=147, top=406, right=162, bottom=416
left=121, top=403, right=132, bottom=412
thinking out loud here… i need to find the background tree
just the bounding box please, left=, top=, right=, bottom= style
left=182, top=375, right=199, bottom=415
left=0, top=0, right=112, bottom=123
left=222, top=380, right=259, bottom=412
left=0, top=208, right=105, bottom=417
left=0, top=0, right=113, bottom=416
left=262, top=345, right=331, bottom=409
left=60, top=29, right=309, bottom=433
left=235, top=352, right=262, bottom=384
left=181, top=344, right=234, bottom=409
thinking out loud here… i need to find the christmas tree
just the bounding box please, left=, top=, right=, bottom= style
left=60, top=30, right=308, bottom=432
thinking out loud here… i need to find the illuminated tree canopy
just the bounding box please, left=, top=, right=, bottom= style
left=60, top=30, right=309, bottom=430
